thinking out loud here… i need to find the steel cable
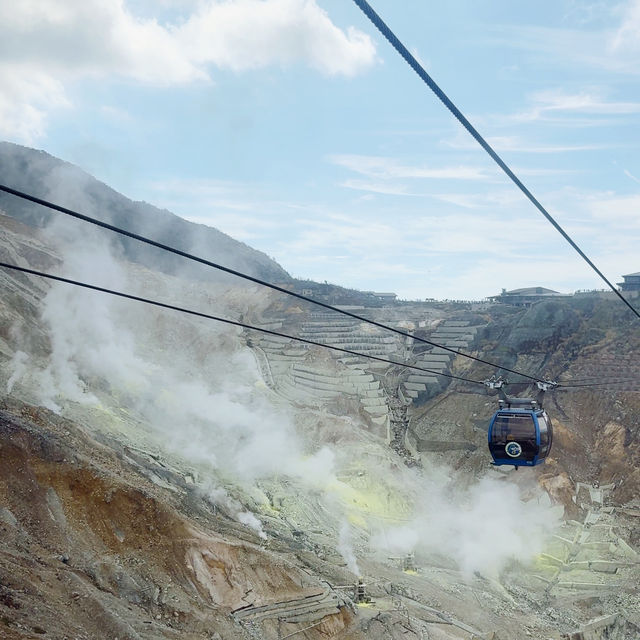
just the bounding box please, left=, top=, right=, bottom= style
left=0, top=261, right=486, bottom=385
left=351, top=0, right=640, bottom=322
left=0, top=183, right=547, bottom=383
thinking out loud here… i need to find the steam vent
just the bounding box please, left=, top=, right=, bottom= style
left=1, top=145, right=639, bottom=639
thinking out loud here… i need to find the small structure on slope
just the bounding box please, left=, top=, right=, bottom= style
left=617, top=271, right=640, bottom=296
left=490, top=286, right=570, bottom=307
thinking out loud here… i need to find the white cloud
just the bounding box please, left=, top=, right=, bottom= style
left=408, top=212, right=557, bottom=257
left=141, top=177, right=293, bottom=241
left=511, top=89, right=640, bottom=123
left=178, top=0, right=376, bottom=76
left=275, top=207, right=556, bottom=267
left=624, top=169, right=640, bottom=184
left=99, top=105, right=134, bottom=124
left=432, top=189, right=527, bottom=210
left=330, top=154, right=494, bottom=196
left=0, top=67, right=70, bottom=144
left=610, top=0, right=640, bottom=55
left=147, top=177, right=265, bottom=210
left=445, top=132, right=608, bottom=155
left=340, top=179, right=413, bottom=196
left=0, top=0, right=376, bottom=142
left=587, top=193, right=640, bottom=224
left=0, top=1, right=205, bottom=84
left=285, top=213, right=405, bottom=256
left=486, top=0, right=640, bottom=76
left=183, top=212, right=283, bottom=242
left=330, top=154, right=490, bottom=180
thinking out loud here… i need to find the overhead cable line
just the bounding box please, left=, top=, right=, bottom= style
left=5, top=263, right=621, bottom=390
left=0, top=184, right=546, bottom=383
left=558, top=380, right=639, bottom=389
left=0, top=261, right=485, bottom=386
left=351, top=0, right=640, bottom=322
left=557, top=376, right=638, bottom=384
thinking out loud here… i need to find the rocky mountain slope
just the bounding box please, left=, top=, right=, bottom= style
left=0, top=142, right=291, bottom=284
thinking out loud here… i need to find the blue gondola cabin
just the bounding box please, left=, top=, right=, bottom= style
left=488, top=406, right=553, bottom=467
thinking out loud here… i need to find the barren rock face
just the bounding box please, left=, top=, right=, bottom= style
left=0, top=405, right=355, bottom=639
left=505, top=300, right=582, bottom=353
left=539, top=470, right=574, bottom=506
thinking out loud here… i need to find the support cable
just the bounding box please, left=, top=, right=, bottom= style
left=0, top=183, right=546, bottom=383
left=558, top=380, right=639, bottom=389
left=351, top=0, right=640, bottom=322
left=2, top=262, right=626, bottom=390
left=0, top=261, right=484, bottom=386
left=557, top=376, right=638, bottom=384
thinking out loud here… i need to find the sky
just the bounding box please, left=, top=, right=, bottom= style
left=1, top=0, right=640, bottom=301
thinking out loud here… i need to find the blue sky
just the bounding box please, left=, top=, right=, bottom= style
left=2, top=0, right=640, bottom=300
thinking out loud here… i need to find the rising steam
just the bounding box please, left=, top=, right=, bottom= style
left=3, top=207, right=560, bottom=577
left=338, top=520, right=361, bottom=576
left=373, top=475, right=559, bottom=578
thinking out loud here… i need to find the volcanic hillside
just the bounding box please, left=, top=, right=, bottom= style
left=0, top=153, right=639, bottom=639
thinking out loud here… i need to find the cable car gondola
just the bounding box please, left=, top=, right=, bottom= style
left=485, top=378, right=555, bottom=467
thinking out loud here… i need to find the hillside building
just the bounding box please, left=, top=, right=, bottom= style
left=490, top=286, right=570, bottom=307
left=617, top=272, right=640, bottom=296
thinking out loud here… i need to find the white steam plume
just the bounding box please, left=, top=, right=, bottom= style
left=5, top=214, right=338, bottom=538
left=338, top=520, right=360, bottom=576
left=206, top=486, right=268, bottom=540
left=372, top=475, right=559, bottom=578
left=6, top=350, right=28, bottom=394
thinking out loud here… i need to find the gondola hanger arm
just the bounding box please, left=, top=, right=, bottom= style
left=483, top=375, right=505, bottom=390
left=536, top=380, right=558, bottom=392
